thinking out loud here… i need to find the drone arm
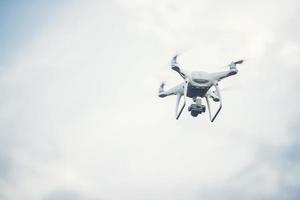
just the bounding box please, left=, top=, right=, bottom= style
left=205, top=83, right=222, bottom=122
left=159, top=82, right=186, bottom=98
left=212, top=60, right=244, bottom=81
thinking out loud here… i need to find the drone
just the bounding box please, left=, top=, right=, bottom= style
left=158, top=55, right=244, bottom=122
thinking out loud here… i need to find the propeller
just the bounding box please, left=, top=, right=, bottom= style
left=159, top=82, right=165, bottom=89
left=171, top=54, right=179, bottom=63
left=220, top=59, right=245, bottom=68
left=171, top=54, right=179, bottom=68
left=234, top=59, right=244, bottom=65
left=170, top=54, right=188, bottom=79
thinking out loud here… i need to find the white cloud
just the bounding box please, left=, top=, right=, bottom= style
left=0, top=0, right=299, bottom=199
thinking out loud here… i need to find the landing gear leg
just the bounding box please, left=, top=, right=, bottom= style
left=205, top=82, right=222, bottom=122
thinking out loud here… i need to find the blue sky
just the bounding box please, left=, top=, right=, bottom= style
left=0, top=1, right=64, bottom=65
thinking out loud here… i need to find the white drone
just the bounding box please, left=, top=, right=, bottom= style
left=158, top=55, right=244, bottom=122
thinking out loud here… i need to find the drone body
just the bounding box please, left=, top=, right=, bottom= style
left=158, top=55, right=244, bottom=122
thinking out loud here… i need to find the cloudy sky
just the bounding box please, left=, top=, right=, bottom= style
left=0, top=0, right=300, bottom=199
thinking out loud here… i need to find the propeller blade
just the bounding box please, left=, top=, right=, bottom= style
left=220, top=59, right=245, bottom=68
left=234, top=59, right=244, bottom=65
left=171, top=66, right=180, bottom=72
left=171, top=54, right=179, bottom=67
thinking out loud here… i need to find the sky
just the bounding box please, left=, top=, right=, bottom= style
left=0, top=0, right=300, bottom=200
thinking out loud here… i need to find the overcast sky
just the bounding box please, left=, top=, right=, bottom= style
left=0, top=1, right=300, bottom=200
